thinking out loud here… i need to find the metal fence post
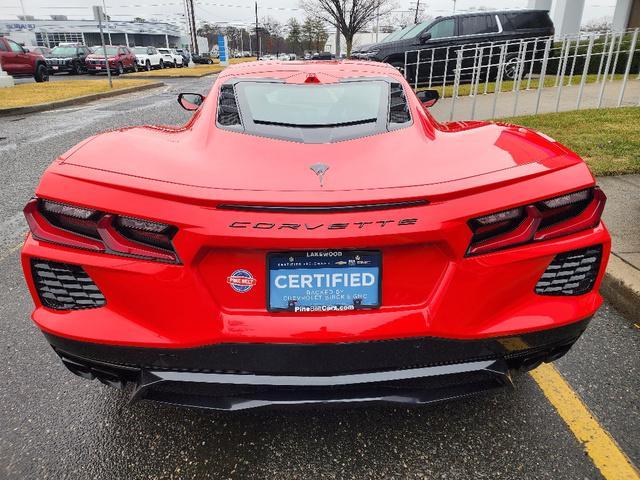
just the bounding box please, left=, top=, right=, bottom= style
left=617, top=28, right=639, bottom=106
left=449, top=48, right=463, bottom=121
left=403, top=50, right=408, bottom=81
left=414, top=49, right=420, bottom=90
left=512, top=39, right=525, bottom=92
left=598, top=32, right=617, bottom=107
left=512, top=41, right=527, bottom=116
left=483, top=42, right=494, bottom=94
left=441, top=46, right=450, bottom=100
left=568, top=34, right=580, bottom=86
left=555, top=37, right=567, bottom=86
left=526, top=37, right=538, bottom=90
left=576, top=33, right=595, bottom=109
left=610, top=30, right=624, bottom=81
left=534, top=37, right=552, bottom=115
left=491, top=44, right=507, bottom=119
left=555, top=38, right=572, bottom=112
left=596, top=31, right=609, bottom=83
left=428, top=48, right=434, bottom=88
left=470, top=46, right=484, bottom=119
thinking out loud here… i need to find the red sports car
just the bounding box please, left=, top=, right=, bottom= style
left=21, top=61, right=610, bottom=410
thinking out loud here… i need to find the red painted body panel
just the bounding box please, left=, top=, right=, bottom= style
left=21, top=60, right=610, bottom=351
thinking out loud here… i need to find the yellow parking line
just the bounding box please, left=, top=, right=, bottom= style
left=530, top=363, right=640, bottom=480
left=0, top=241, right=23, bottom=262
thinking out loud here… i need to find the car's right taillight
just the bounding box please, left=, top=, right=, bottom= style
left=24, top=198, right=180, bottom=263
left=467, top=187, right=605, bottom=256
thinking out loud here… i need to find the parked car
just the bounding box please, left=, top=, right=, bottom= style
left=191, top=52, right=215, bottom=64
left=175, top=48, right=190, bottom=64
left=0, top=36, right=49, bottom=82
left=45, top=44, right=92, bottom=75
left=85, top=45, right=137, bottom=75
left=21, top=61, right=610, bottom=411
left=24, top=45, right=51, bottom=55
left=133, top=46, right=164, bottom=70
left=157, top=48, right=183, bottom=67
left=354, top=9, right=554, bottom=81
left=169, top=49, right=184, bottom=67
left=311, top=52, right=334, bottom=60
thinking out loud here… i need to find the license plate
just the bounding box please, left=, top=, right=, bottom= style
left=52, top=66, right=59, bottom=70
left=268, top=250, right=381, bottom=312
left=95, top=66, right=102, bottom=70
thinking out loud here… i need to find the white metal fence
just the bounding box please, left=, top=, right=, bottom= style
left=402, top=28, right=640, bottom=120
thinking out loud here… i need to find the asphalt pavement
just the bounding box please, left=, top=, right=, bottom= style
left=0, top=76, right=638, bottom=479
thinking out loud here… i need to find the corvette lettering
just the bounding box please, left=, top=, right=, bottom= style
left=229, top=218, right=418, bottom=230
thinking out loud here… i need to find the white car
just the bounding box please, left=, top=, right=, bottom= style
left=133, top=46, right=164, bottom=70
left=157, top=48, right=183, bottom=68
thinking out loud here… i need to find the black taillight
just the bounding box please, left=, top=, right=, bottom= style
left=536, top=189, right=592, bottom=230
left=40, top=199, right=101, bottom=239
left=467, top=187, right=605, bottom=256
left=25, top=198, right=180, bottom=263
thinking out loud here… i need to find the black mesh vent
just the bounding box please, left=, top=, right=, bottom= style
left=31, top=259, right=106, bottom=310
left=217, top=84, right=241, bottom=126
left=389, top=83, right=411, bottom=124
left=535, top=246, right=602, bottom=296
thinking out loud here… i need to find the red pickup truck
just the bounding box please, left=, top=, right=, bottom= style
left=0, top=36, right=49, bottom=82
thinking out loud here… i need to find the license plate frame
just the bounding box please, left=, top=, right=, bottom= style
left=267, top=250, right=382, bottom=313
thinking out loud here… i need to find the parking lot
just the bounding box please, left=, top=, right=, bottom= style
left=0, top=75, right=638, bottom=479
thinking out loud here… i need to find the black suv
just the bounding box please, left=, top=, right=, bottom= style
left=46, top=44, right=92, bottom=75
left=354, top=9, right=554, bottom=81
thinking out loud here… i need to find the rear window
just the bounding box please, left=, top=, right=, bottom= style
left=502, top=12, right=553, bottom=30
left=460, top=15, right=499, bottom=35
left=50, top=46, right=78, bottom=56
left=239, top=82, right=384, bottom=127
left=222, top=79, right=411, bottom=144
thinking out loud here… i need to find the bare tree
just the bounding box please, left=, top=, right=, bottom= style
left=301, top=0, right=395, bottom=57
left=582, top=16, right=613, bottom=32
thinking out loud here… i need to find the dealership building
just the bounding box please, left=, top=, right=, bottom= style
left=0, top=18, right=183, bottom=48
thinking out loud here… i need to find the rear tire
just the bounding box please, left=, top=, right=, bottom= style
left=159, top=59, right=164, bottom=69
left=145, top=60, right=151, bottom=71
left=116, top=63, right=124, bottom=75
left=34, top=63, right=49, bottom=82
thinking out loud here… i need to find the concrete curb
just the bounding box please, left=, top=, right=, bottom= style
left=600, top=255, right=640, bottom=322
left=0, top=81, right=164, bottom=116
left=122, top=70, right=221, bottom=79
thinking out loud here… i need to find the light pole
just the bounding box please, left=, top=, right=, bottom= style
left=93, top=5, right=113, bottom=89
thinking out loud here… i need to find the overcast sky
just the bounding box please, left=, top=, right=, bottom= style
left=1, top=0, right=618, bottom=29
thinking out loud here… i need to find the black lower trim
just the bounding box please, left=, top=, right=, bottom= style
left=44, top=318, right=591, bottom=410
left=45, top=318, right=590, bottom=375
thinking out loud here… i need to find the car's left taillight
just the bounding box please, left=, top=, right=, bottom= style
left=467, top=187, right=606, bottom=256
left=24, top=198, right=180, bottom=263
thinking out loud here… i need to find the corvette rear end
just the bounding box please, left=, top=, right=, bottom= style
left=21, top=61, right=610, bottom=410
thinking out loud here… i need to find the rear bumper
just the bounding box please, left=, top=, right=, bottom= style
left=45, top=317, right=590, bottom=410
